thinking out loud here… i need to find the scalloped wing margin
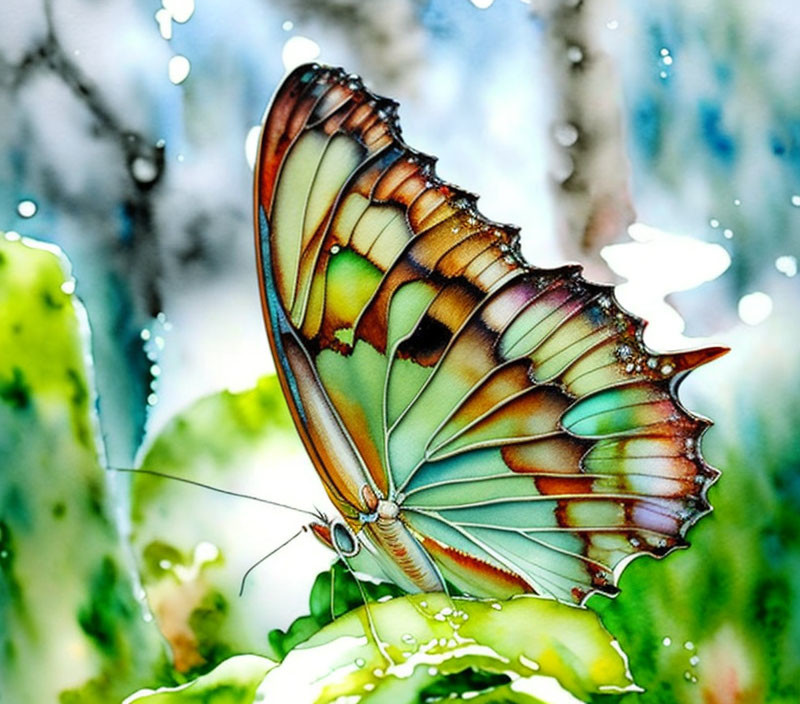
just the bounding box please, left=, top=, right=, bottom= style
left=255, top=63, right=727, bottom=603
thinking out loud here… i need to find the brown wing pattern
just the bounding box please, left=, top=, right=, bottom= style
left=255, top=64, right=726, bottom=602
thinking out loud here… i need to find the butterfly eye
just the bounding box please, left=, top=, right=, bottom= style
left=331, top=520, right=359, bottom=557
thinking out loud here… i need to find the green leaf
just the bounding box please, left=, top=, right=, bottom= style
left=260, top=593, right=637, bottom=703
left=123, top=594, right=636, bottom=704
left=123, top=654, right=275, bottom=703
left=0, top=235, right=167, bottom=702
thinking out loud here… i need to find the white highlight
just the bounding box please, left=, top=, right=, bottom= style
left=601, top=223, right=731, bottom=348
left=17, top=199, right=37, bottom=218
left=737, top=292, right=773, bottom=326
left=775, top=255, right=797, bottom=277
left=162, top=0, right=195, bottom=23
left=470, top=0, right=495, bottom=8
left=281, top=36, right=320, bottom=71
left=245, top=125, right=261, bottom=170
left=168, top=55, right=191, bottom=84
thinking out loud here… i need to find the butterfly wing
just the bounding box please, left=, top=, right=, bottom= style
left=254, top=64, right=726, bottom=602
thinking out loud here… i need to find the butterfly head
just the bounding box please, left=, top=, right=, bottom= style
left=309, top=514, right=360, bottom=558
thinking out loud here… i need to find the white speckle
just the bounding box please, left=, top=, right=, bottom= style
left=709, top=218, right=720, bottom=228
left=159, top=559, right=172, bottom=570
left=157, top=312, right=167, bottom=323
left=150, top=364, right=161, bottom=377
left=775, top=255, right=797, bottom=277
left=162, top=0, right=194, bottom=24
left=168, top=55, right=191, bottom=84
left=330, top=245, right=341, bottom=255
left=281, top=36, right=320, bottom=71
left=566, top=46, right=584, bottom=63
left=738, top=292, right=773, bottom=326
left=659, top=71, right=668, bottom=79
left=662, top=637, right=672, bottom=646
left=147, top=393, right=159, bottom=406
left=470, top=0, right=494, bottom=7
left=606, top=19, right=619, bottom=30
left=154, top=8, right=172, bottom=39
left=684, top=641, right=695, bottom=651
left=660, top=48, right=670, bottom=56
left=4, top=231, right=21, bottom=241
left=131, top=157, right=158, bottom=183
left=61, top=280, right=76, bottom=295
left=245, top=125, right=261, bottom=170
left=661, top=364, right=673, bottom=375
left=733, top=198, right=741, bottom=206
left=17, top=199, right=37, bottom=218
left=428, top=667, right=438, bottom=676
left=689, top=655, right=700, bottom=666
left=282, top=20, right=294, bottom=31
left=663, top=55, right=673, bottom=66
left=155, top=335, right=165, bottom=349
left=554, top=122, right=579, bottom=147
left=143, top=612, right=154, bottom=622
left=355, top=658, right=365, bottom=668
left=196, top=541, right=219, bottom=562
left=491, top=602, right=502, bottom=610
left=792, top=194, right=800, bottom=207
left=140, top=329, right=151, bottom=341
left=723, top=228, right=733, bottom=239
left=176, top=154, right=185, bottom=162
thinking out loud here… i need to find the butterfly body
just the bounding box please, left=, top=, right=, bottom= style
left=254, top=64, right=726, bottom=603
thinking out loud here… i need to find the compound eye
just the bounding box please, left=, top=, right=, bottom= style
left=331, top=521, right=359, bottom=557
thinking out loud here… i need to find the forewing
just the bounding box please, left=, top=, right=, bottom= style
left=255, top=65, right=725, bottom=602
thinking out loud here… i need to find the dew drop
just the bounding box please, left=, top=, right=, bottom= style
left=738, top=292, right=773, bottom=326
left=131, top=157, right=158, bottom=184
left=791, top=194, right=800, bottom=207
left=282, top=20, right=294, bottom=31
left=330, top=245, right=341, bottom=255
left=554, top=122, right=579, bottom=147
left=662, top=637, right=672, bottom=646
left=168, top=55, right=191, bottom=85
left=491, top=602, right=502, bottom=610
left=723, top=228, right=733, bottom=239
left=661, top=363, right=674, bottom=375
left=150, top=364, right=161, bottom=377
left=355, top=658, right=365, bottom=668
left=17, top=199, right=37, bottom=218
left=663, top=55, right=674, bottom=66
left=147, top=393, right=159, bottom=406
left=140, top=329, right=151, bottom=341
left=690, top=655, right=700, bottom=666
left=709, top=218, right=720, bottom=228
left=61, top=280, right=76, bottom=295
left=647, top=357, right=658, bottom=369
left=606, top=19, right=619, bottom=30
left=684, top=640, right=695, bottom=651
left=775, top=255, right=797, bottom=277
left=566, top=46, right=584, bottom=63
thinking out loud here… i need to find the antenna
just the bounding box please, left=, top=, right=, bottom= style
left=239, top=527, right=308, bottom=596
left=108, top=466, right=320, bottom=519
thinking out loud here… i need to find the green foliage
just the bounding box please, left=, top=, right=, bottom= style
left=268, top=561, right=406, bottom=659
left=0, top=236, right=168, bottom=704
left=126, top=593, right=636, bottom=704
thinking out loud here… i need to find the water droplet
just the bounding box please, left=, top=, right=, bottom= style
left=419, top=601, right=427, bottom=608
left=131, top=157, right=158, bottom=183
left=566, top=46, right=584, bottom=64
left=4, top=231, right=21, bottom=241
left=168, top=55, right=191, bottom=84
left=60, top=280, right=76, bottom=295
left=684, top=640, right=695, bottom=650
left=709, top=218, right=720, bottom=228
left=147, top=393, right=159, bottom=406
left=401, top=633, right=415, bottom=643
left=355, top=658, right=365, bottom=668
left=647, top=357, right=658, bottom=369
left=159, top=559, right=172, bottom=569
left=470, top=0, right=494, bottom=8
left=491, top=602, right=502, bottom=610
left=150, top=364, right=161, bottom=377
left=776, top=255, right=797, bottom=277
left=661, top=363, right=674, bottom=375
left=282, top=20, right=294, bottom=31
left=662, top=637, right=672, bottom=646
left=143, top=612, right=154, bottom=622
left=282, top=36, right=321, bottom=71
left=428, top=667, right=438, bottom=676
left=155, top=335, right=165, bottom=349
left=738, top=292, right=773, bottom=326
left=617, top=344, right=633, bottom=360
left=663, top=56, right=673, bottom=66
left=155, top=8, right=172, bottom=39
left=140, top=329, right=151, bottom=340
left=660, top=48, right=669, bottom=56
left=733, top=198, right=741, bottom=206
left=373, top=668, right=384, bottom=677
left=163, top=0, right=195, bottom=23
left=17, top=199, right=37, bottom=218
left=330, top=245, right=341, bottom=255
left=554, top=122, right=579, bottom=147
left=723, top=228, right=733, bottom=239
left=625, top=363, right=634, bottom=373
left=690, top=655, right=700, bottom=666
left=606, top=19, right=619, bottom=30
left=157, top=312, right=167, bottom=323
left=791, top=194, right=800, bottom=207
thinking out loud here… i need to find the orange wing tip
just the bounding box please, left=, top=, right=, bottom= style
left=672, top=345, right=730, bottom=373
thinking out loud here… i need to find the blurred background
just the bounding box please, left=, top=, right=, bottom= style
left=1, top=0, right=798, bottom=702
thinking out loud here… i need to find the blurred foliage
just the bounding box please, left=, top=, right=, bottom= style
left=0, top=236, right=167, bottom=703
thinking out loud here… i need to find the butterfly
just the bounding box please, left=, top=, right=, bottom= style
left=253, top=63, right=726, bottom=605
